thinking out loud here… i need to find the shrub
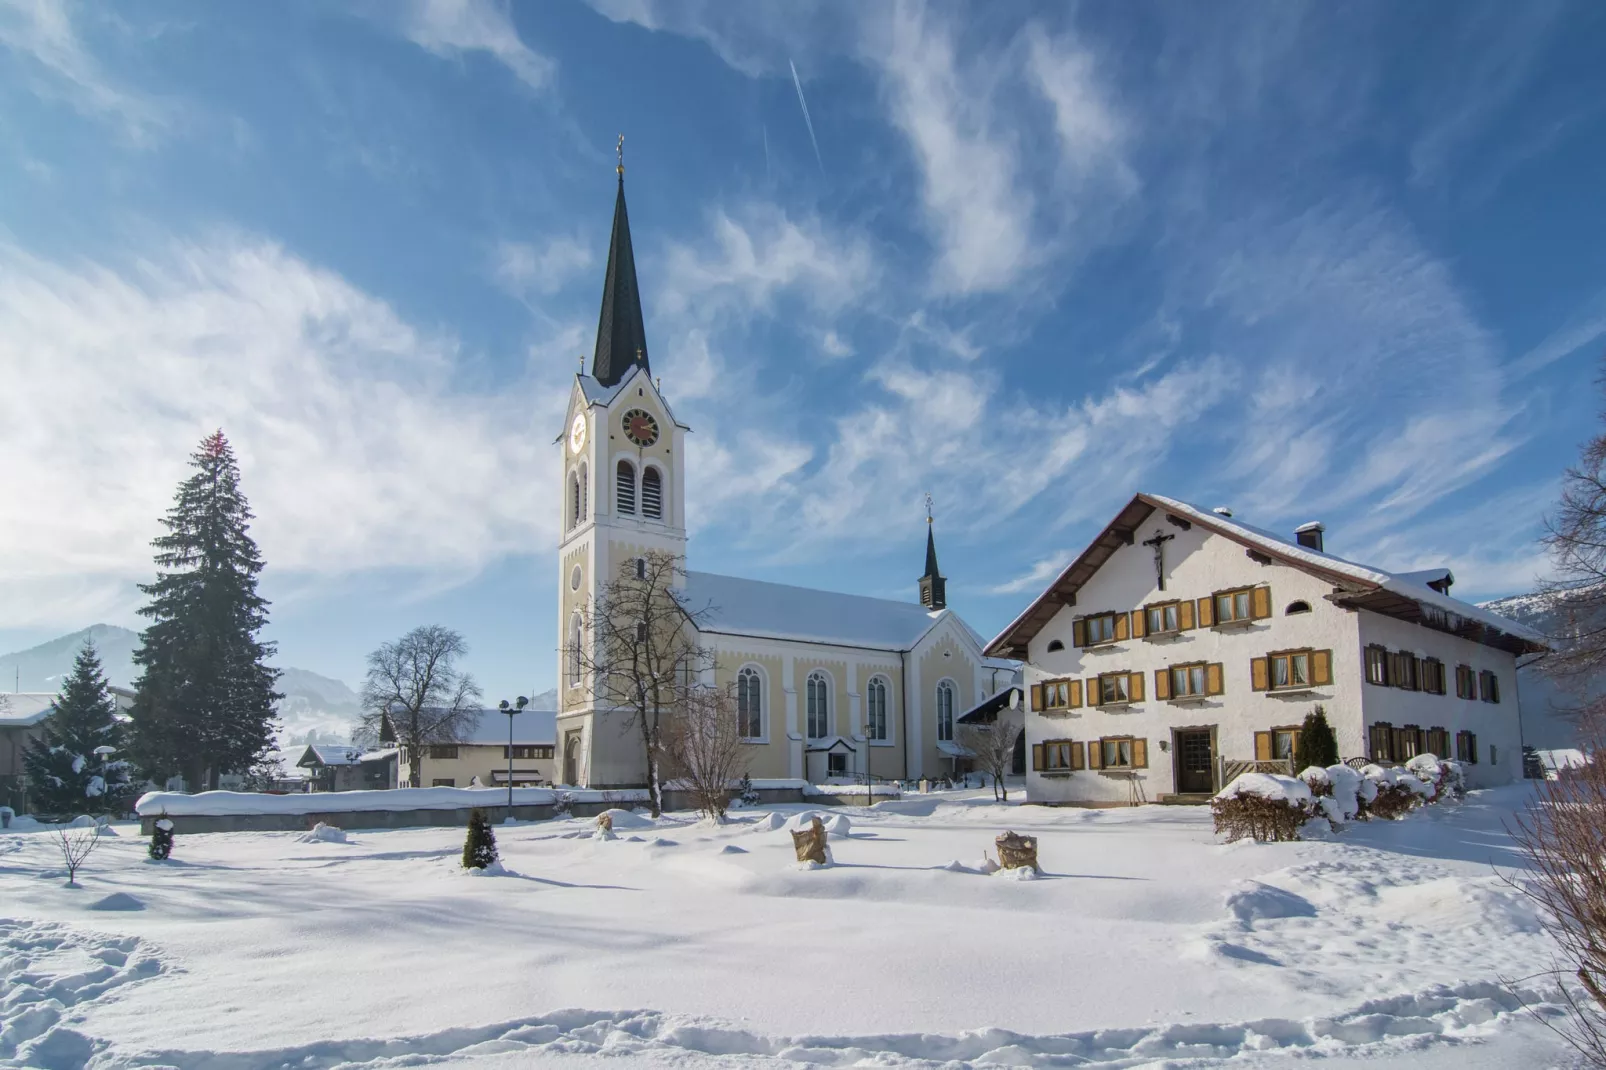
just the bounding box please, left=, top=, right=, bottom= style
left=1366, top=781, right=1419, bottom=820
left=736, top=774, right=760, bottom=808
left=1298, top=766, right=1333, bottom=796
left=149, top=814, right=174, bottom=860
left=462, top=808, right=499, bottom=870
left=552, top=791, right=574, bottom=818
left=1212, top=773, right=1314, bottom=843
left=1293, top=705, right=1340, bottom=771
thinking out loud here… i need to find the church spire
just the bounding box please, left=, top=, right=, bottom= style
left=919, top=494, right=947, bottom=611
left=591, top=135, right=650, bottom=389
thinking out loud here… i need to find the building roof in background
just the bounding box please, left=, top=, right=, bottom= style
left=0, top=693, right=59, bottom=728
left=298, top=745, right=365, bottom=768
left=461, top=709, right=557, bottom=746
left=987, top=492, right=1547, bottom=659
left=686, top=571, right=955, bottom=651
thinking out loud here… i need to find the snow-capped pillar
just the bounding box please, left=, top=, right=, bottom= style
left=783, top=654, right=802, bottom=779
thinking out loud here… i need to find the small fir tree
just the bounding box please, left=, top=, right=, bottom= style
left=22, top=641, right=132, bottom=819
left=462, top=808, right=498, bottom=870
left=128, top=431, right=282, bottom=790
left=149, top=814, right=174, bottom=860
left=1293, top=705, right=1340, bottom=771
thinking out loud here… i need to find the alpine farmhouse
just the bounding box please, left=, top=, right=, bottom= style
left=985, top=493, right=1548, bottom=805
left=554, top=161, right=1015, bottom=790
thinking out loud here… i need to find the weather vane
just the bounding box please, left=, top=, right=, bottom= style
left=924, top=492, right=934, bottom=524
left=616, top=133, right=625, bottom=176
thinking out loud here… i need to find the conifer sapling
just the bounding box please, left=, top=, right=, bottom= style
left=1293, top=705, right=1340, bottom=771
left=462, top=808, right=498, bottom=870
left=149, top=814, right=175, bottom=861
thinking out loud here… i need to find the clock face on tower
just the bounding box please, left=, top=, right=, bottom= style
left=622, top=409, right=660, bottom=447
left=568, top=412, right=587, bottom=454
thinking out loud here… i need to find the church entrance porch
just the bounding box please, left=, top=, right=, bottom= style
left=805, top=737, right=858, bottom=784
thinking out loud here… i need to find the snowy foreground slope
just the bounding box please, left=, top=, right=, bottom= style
left=0, top=789, right=1579, bottom=1069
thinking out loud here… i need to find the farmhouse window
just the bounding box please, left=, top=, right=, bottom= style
left=1456, top=730, right=1479, bottom=764
left=1365, top=645, right=1390, bottom=686
left=428, top=745, right=459, bottom=760
left=1075, top=612, right=1124, bottom=646
left=1145, top=601, right=1182, bottom=635
left=1032, top=739, right=1083, bottom=772
left=1369, top=721, right=1394, bottom=762
left=1479, top=670, right=1501, bottom=704
left=1455, top=664, right=1476, bottom=699
left=1088, top=736, right=1147, bottom=770
left=1422, top=658, right=1447, bottom=695
left=1033, top=678, right=1081, bottom=711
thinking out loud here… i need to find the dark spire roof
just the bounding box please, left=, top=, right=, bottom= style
left=924, top=523, right=941, bottom=579
left=919, top=518, right=947, bottom=611
left=591, top=170, right=650, bottom=388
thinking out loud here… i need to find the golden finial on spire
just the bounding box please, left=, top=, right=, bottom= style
left=616, top=133, right=625, bottom=176
left=924, top=492, right=934, bottom=524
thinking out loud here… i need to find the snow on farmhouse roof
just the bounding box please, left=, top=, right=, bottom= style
left=985, top=492, right=1548, bottom=660
left=300, top=745, right=365, bottom=767
left=685, top=571, right=951, bottom=651
left=460, top=709, right=557, bottom=746
left=0, top=693, right=60, bottom=728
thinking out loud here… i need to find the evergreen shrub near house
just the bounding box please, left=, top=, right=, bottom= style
left=737, top=774, right=760, bottom=808
left=1292, top=705, right=1339, bottom=772
left=22, top=641, right=132, bottom=820
left=149, top=814, right=174, bottom=860
left=462, top=808, right=498, bottom=870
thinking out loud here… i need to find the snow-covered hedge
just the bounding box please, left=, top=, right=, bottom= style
left=1214, top=755, right=1464, bottom=842
left=134, top=785, right=649, bottom=817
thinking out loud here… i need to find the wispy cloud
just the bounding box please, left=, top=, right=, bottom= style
left=0, top=234, right=566, bottom=630
left=0, top=0, right=170, bottom=142
left=391, top=0, right=554, bottom=91
left=788, top=59, right=824, bottom=171
left=493, top=234, right=594, bottom=297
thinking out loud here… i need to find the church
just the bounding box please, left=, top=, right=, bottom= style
left=555, top=158, right=1017, bottom=789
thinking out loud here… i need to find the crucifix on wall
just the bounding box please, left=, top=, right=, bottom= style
left=1142, top=529, right=1175, bottom=591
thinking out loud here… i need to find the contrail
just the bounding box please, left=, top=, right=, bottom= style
left=789, top=59, right=823, bottom=171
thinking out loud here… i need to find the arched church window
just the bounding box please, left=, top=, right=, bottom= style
left=578, top=462, right=588, bottom=522
left=806, top=672, right=830, bottom=739
left=936, top=680, right=955, bottom=742
left=738, top=667, right=763, bottom=739
left=568, top=472, right=580, bottom=530
left=616, top=460, right=636, bottom=515
left=566, top=613, right=582, bottom=689
left=635, top=557, right=646, bottom=580
left=641, top=466, right=663, bottom=520
left=866, top=676, right=888, bottom=741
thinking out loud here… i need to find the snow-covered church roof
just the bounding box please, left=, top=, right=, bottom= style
left=684, top=571, right=963, bottom=652
left=0, top=693, right=61, bottom=728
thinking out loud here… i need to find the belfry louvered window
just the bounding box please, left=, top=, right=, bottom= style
left=616, top=460, right=636, bottom=515
left=641, top=467, right=663, bottom=519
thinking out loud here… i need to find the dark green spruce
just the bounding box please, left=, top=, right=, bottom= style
left=1293, top=704, right=1340, bottom=771
left=462, top=809, right=499, bottom=870
left=127, top=430, right=281, bottom=790
left=21, top=641, right=131, bottom=819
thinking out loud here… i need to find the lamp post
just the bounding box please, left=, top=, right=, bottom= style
left=499, top=696, right=529, bottom=813
left=93, top=746, right=117, bottom=812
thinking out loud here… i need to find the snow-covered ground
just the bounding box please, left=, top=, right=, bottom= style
left=0, top=787, right=1579, bottom=1068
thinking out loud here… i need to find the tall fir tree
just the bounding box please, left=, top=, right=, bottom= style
left=128, top=430, right=281, bottom=790
left=22, top=641, right=132, bottom=818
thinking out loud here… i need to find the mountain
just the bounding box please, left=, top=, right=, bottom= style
left=1479, top=590, right=1600, bottom=751
left=0, top=625, right=365, bottom=752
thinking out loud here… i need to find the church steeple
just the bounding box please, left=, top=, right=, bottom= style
left=919, top=497, right=947, bottom=611
left=591, top=136, right=650, bottom=389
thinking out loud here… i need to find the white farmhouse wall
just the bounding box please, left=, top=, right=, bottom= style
left=1356, top=613, right=1522, bottom=788
left=1024, top=522, right=1365, bottom=805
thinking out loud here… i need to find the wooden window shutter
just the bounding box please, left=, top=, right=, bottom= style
left=1311, top=649, right=1332, bottom=686
left=1132, top=738, right=1148, bottom=768
left=1070, top=741, right=1085, bottom=770
left=1130, top=609, right=1146, bottom=639
left=1254, top=731, right=1272, bottom=761
left=1030, top=683, right=1044, bottom=711
left=1250, top=656, right=1270, bottom=691
left=1072, top=619, right=1087, bottom=647
left=1114, top=613, right=1130, bottom=642
left=1128, top=672, right=1145, bottom=702
left=1069, top=679, right=1082, bottom=708
left=1031, top=743, right=1044, bottom=771
left=1178, top=600, right=1196, bottom=630
left=1087, top=739, right=1103, bottom=770
left=1251, top=586, right=1272, bottom=619
left=1086, top=677, right=1101, bottom=706
left=1154, top=668, right=1171, bottom=700
left=1206, top=662, right=1224, bottom=695
left=1470, top=732, right=1478, bottom=764
left=1197, top=596, right=1215, bottom=627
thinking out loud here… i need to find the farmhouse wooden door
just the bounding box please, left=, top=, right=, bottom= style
left=1174, top=729, right=1214, bottom=794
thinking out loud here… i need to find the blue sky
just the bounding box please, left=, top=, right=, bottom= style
left=3, top=0, right=1605, bottom=705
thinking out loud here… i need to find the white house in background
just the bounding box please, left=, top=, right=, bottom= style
left=397, top=709, right=557, bottom=789
left=984, top=493, right=1548, bottom=806
left=296, top=745, right=398, bottom=792
left=553, top=162, right=1016, bottom=789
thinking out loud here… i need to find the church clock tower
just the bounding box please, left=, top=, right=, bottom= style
left=555, top=142, right=688, bottom=787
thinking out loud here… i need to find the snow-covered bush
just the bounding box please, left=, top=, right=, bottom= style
left=1212, top=773, right=1314, bottom=843
left=552, top=791, right=574, bottom=818
left=1359, top=765, right=1420, bottom=820
left=462, top=809, right=498, bottom=870
left=1298, top=766, right=1332, bottom=796
left=1324, top=764, right=1364, bottom=822
left=149, top=815, right=174, bottom=860
left=1406, top=753, right=1465, bottom=800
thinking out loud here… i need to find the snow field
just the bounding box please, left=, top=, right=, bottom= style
left=0, top=786, right=1575, bottom=1067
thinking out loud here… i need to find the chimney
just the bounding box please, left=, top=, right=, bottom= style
left=1295, top=521, right=1325, bottom=553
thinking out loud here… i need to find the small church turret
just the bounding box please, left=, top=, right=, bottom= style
left=918, top=498, right=946, bottom=611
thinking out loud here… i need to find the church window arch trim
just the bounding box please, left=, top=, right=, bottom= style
left=567, top=470, right=581, bottom=531
left=806, top=670, right=833, bottom=740
left=578, top=461, right=588, bottom=523
left=936, top=678, right=957, bottom=743
left=865, top=674, right=892, bottom=744
left=737, top=664, right=766, bottom=742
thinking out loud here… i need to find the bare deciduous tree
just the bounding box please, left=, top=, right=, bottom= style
left=569, top=551, right=715, bottom=816
left=1508, top=706, right=1606, bottom=1065
left=664, top=683, right=749, bottom=822
left=53, top=823, right=103, bottom=886
left=359, top=625, right=483, bottom=788
left=1541, top=369, right=1606, bottom=699
left=957, top=705, right=1023, bottom=802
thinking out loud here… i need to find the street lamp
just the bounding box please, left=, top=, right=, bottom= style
left=499, top=696, right=529, bottom=813
left=92, top=746, right=117, bottom=811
